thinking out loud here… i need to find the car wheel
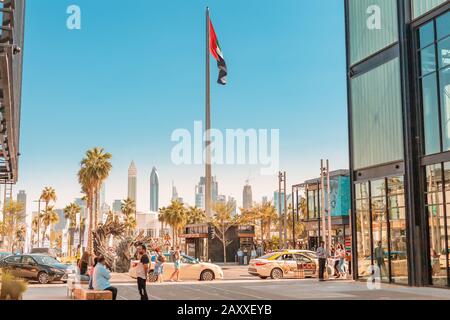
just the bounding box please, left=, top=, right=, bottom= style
left=37, top=272, right=50, bottom=284
left=270, top=268, right=283, bottom=280
left=259, top=276, right=268, bottom=279
left=200, top=270, right=215, bottom=281
left=147, top=271, right=158, bottom=283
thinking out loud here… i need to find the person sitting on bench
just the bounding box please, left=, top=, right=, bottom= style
left=93, top=255, right=117, bottom=300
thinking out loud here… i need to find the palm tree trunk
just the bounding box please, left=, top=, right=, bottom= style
left=94, top=187, right=98, bottom=232
left=87, top=190, right=94, bottom=259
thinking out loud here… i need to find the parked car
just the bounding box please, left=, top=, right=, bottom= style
left=129, top=253, right=223, bottom=281
left=30, top=248, right=58, bottom=259
left=0, top=252, right=12, bottom=261
left=248, top=250, right=332, bottom=280
left=0, top=254, right=74, bottom=284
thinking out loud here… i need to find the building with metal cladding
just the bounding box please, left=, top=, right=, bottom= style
left=0, top=0, right=25, bottom=184
left=127, top=161, right=137, bottom=203
left=242, top=182, right=253, bottom=209
left=150, top=167, right=159, bottom=212
left=345, top=0, right=449, bottom=287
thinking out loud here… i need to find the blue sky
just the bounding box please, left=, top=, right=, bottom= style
left=16, top=0, right=348, bottom=213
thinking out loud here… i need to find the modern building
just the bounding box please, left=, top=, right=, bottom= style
left=0, top=0, right=25, bottom=184
left=112, top=199, right=122, bottom=213
left=0, top=1, right=25, bottom=251
left=294, top=170, right=351, bottom=250
left=274, top=191, right=291, bottom=214
left=74, top=198, right=87, bottom=219
left=243, top=181, right=253, bottom=209
left=345, top=0, right=449, bottom=287
left=136, top=211, right=167, bottom=238
left=16, top=190, right=26, bottom=216
left=181, top=223, right=255, bottom=263
left=262, top=196, right=268, bottom=204
left=53, top=209, right=66, bottom=233
left=195, top=176, right=218, bottom=209
left=128, top=161, right=137, bottom=203
left=150, top=167, right=159, bottom=211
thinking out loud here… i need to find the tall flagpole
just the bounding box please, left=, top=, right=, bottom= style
left=205, top=7, right=212, bottom=217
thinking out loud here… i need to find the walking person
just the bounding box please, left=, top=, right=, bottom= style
left=136, top=244, right=149, bottom=300
left=337, top=243, right=346, bottom=278
left=93, top=255, right=118, bottom=300
left=374, top=241, right=387, bottom=279
left=334, top=244, right=344, bottom=279
left=154, top=248, right=166, bottom=283
left=169, top=246, right=182, bottom=282
left=316, top=241, right=328, bottom=281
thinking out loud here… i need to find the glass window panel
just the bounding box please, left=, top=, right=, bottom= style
left=348, top=0, right=398, bottom=65
left=371, top=179, right=386, bottom=197
left=446, top=208, right=450, bottom=278
left=422, top=74, right=441, bottom=154
left=428, top=204, right=448, bottom=286
left=389, top=206, right=408, bottom=284
left=438, top=37, right=450, bottom=69
left=441, top=67, right=450, bottom=151
left=355, top=182, right=369, bottom=199
left=437, top=11, right=450, bottom=40
left=351, top=58, right=404, bottom=169
left=426, top=164, right=444, bottom=193
left=372, top=195, right=388, bottom=282
left=418, top=21, right=435, bottom=49
left=413, top=0, right=447, bottom=19
left=356, top=209, right=372, bottom=279
left=387, top=176, right=404, bottom=195
left=421, top=46, right=437, bottom=75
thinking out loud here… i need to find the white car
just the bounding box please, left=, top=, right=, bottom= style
left=129, top=253, right=224, bottom=281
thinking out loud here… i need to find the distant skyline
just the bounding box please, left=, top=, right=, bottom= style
left=15, top=0, right=348, bottom=215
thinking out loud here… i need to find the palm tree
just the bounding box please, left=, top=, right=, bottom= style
left=186, top=206, right=207, bottom=225
left=158, top=207, right=167, bottom=239
left=40, top=187, right=57, bottom=246
left=2, top=200, right=25, bottom=252
left=41, top=205, right=59, bottom=247
left=78, top=147, right=112, bottom=257
left=123, top=213, right=137, bottom=237
left=159, top=200, right=187, bottom=246
left=121, top=198, right=137, bottom=236
left=64, top=203, right=81, bottom=256
left=31, top=216, right=40, bottom=247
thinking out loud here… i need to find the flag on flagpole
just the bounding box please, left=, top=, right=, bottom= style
left=209, top=19, right=227, bottom=85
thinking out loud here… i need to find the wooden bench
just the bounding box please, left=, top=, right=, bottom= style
left=73, top=287, right=112, bottom=300
left=66, top=277, right=90, bottom=298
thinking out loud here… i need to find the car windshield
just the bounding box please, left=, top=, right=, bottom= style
left=259, top=253, right=278, bottom=260
left=181, top=255, right=199, bottom=264
left=33, top=255, right=59, bottom=266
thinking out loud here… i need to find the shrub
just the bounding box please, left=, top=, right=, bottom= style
left=0, top=271, right=28, bottom=300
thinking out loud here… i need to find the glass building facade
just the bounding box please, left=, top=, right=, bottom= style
left=345, top=0, right=450, bottom=287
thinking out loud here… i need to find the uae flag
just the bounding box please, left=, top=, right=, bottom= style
left=209, top=20, right=227, bottom=85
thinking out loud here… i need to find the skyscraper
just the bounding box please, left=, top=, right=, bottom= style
left=16, top=190, right=26, bottom=217
left=195, top=176, right=218, bottom=210
left=112, top=200, right=122, bottom=213
left=243, top=181, right=253, bottom=209
left=171, top=181, right=178, bottom=201
left=128, top=161, right=137, bottom=203
left=150, top=167, right=159, bottom=212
